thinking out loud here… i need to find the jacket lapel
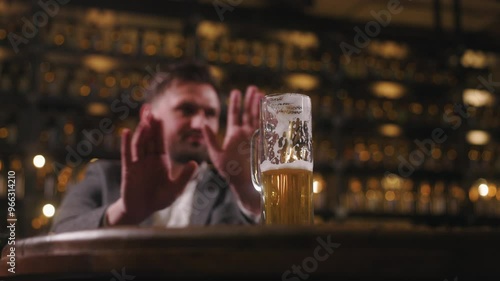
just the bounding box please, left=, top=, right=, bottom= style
left=189, top=168, right=225, bottom=225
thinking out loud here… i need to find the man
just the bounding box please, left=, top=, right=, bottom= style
left=52, top=61, right=263, bottom=233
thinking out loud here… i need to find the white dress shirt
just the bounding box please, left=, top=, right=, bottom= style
left=148, top=162, right=260, bottom=227
left=150, top=162, right=208, bottom=227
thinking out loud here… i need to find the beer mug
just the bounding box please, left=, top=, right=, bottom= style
left=251, top=93, right=313, bottom=224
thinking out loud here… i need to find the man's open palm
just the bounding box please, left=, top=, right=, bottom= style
left=118, top=113, right=196, bottom=224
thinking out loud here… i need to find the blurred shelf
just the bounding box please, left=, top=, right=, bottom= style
left=0, top=93, right=28, bottom=106
left=41, top=46, right=188, bottom=66
left=47, top=147, right=120, bottom=163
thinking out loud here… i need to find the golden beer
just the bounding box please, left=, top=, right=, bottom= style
left=262, top=168, right=313, bottom=224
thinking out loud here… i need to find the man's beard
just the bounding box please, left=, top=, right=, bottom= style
left=169, top=142, right=210, bottom=164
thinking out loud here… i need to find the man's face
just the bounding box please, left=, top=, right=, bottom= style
left=149, top=80, right=220, bottom=164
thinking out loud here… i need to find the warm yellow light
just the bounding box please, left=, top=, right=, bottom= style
left=463, top=89, right=494, bottom=107
left=478, top=184, right=489, bottom=197
left=42, top=204, right=55, bottom=218
left=372, top=81, right=405, bottom=99
left=368, top=40, right=408, bottom=59
left=196, top=21, right=228, bottom=40
left=385, top=190, right=396, bottom=201
left=285, top=73, right=319, bottom=91
left=382, top=173, right=402, bottom=190
left=87, top=102, right=110, bottom=116
left=379, top=124, right=402, bottom=137
left=33, top=155, right=46, bottom=168
left=0, top=127, right=8, bottom=138
left=466, top=130, right=490, bottom=145
left=31, top=218, right=42, bottom=229
left=487, top=183, right=497, bottom=198
left=313, top=180, right=320, bottom=193
left=209, top=66, right=224, bottom=82
left=313, top=174, right=326, bottom=194
left=461, top=49, right=489, bottom=68
left=275, top=31, right=319, bottom=49
left=83, top=55, right=118, bottom=73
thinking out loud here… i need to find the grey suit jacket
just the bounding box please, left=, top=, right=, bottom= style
left=51, top=160, right=254, bottom=233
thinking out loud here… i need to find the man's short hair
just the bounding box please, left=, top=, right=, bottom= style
left=144, top=60, right=219, bottom=103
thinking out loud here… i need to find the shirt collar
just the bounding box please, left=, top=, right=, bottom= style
left=191, top=161, right=209, bottom=182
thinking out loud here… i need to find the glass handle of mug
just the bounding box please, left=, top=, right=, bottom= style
left=250, top=129, right=262, bottom=193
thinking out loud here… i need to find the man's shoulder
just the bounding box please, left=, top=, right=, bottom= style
left=87, top=159, right=121, bottom=176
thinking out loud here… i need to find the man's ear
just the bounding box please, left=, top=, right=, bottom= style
left=139, top=103, right=152, bottom=122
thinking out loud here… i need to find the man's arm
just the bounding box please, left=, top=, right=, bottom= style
left=51, top=162, right=109, bottom=233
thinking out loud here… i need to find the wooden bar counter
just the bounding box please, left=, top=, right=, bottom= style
left=1, top=223, right=499, bottom=281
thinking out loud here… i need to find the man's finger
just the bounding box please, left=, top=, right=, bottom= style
left=130, top=124, right=143, bottom=162
left=227, top=89, right=242, bottom=128
left=131, top=122, right=150, bottom=161
left=250, top=91, right=263, bottom=129
left=152, top=117, right=165, bottom=154
left=242, top=85, right=257, bottom=126
left=202, top=124, right=222, bottom=155
left=121, top=129, right=132, bottom=167
left=144, top=112, right=160, bottom=155
left=146, top=114, right=164, bottom=155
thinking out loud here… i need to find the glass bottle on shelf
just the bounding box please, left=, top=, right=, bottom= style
left=448, top=183, right=464, bottom=215
left=110, top=28, right=123, bottom=54
left=120, top=28, right=138, bottom=55
left=142, top=30, right=161, bottom=57
left=250, top=41, right=264, bottom=67
left=6, top=121, right=17, bottom=145
left=45, top=20, right=63, bottom=47
left=298, top=48, right=311, bottom=71
left=353, top=138, right=365, bottom=168
left=283, top=45, right=297, bottom=70
left=468, top=146, right=481, bottom=173
left=90, top=24, right=105, bottom=52
left=64, top=22, right=77, bottom=50
left=168, top=33, right=186, bottom=59
left=346, top=177, right=365, bottom=213
left=365, top=177, right=383, bottom=213
left=382, top=175, right=401, bottom=214
left=417, top=181, right=431, bottom=215
left=199, top=39, right=215, bottom=62
left=104, top=72, right=120, bottom=100
left=265, top=43, right=280, bottom=69
left=383, top=142, right=396, bottom=169
left=480, top=146, right=494, bottom=173
left=445, top=147, right=458, bottom=171
left=400, top=179, right=415, bottom=214
left=431, top=181, right=446, bottom=215
left=233, top=39, right=249, bottom=65
left=368, top=140, right=383, bottom=168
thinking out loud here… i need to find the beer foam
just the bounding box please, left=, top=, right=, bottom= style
left=260, top=160, right=313, bottom=172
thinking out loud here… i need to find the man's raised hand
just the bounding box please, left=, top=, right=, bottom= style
left=106, top=112, right=197, bottom=225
